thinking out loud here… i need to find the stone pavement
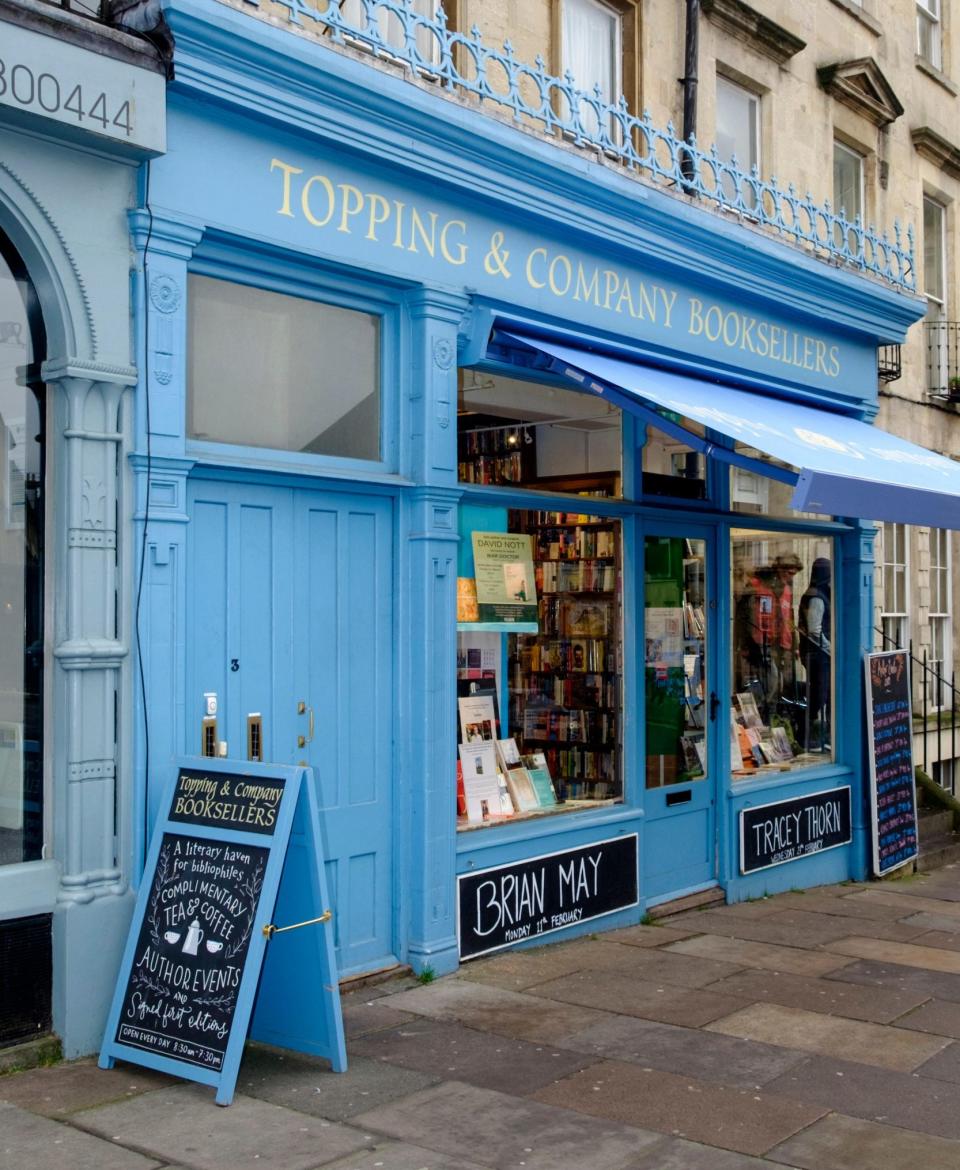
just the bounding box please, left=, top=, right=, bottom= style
left=7, top=869, right=960, bottom=1170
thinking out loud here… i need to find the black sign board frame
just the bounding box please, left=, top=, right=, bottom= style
left=739, top=786, right=852, bottom=874
left=99, top=758, right=346, bottom=1105
left=865, top=650, right=919, bottom=876
left=457, top=833, right=638, bottom=960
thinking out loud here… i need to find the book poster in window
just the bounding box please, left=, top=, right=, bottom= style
left=471, top=532, right=538, bottom=624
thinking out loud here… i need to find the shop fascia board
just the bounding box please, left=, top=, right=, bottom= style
left=161, top=0, right=924, bottom=350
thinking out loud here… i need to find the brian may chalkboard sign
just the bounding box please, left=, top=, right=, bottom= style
left=740, top=787, right=852, bottom=874
left=99, top=759, right=346, bottom=1105
left=457, top=834, right=638, bottom=960
left=865, top=650, right=919, bottom=876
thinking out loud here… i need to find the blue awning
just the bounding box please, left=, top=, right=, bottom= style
left=502, top=332, right=960, bottom=529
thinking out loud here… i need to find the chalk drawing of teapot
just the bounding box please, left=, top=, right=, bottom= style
left=182, top=919, right=205, bottom=956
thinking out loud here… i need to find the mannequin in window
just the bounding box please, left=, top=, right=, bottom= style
left=738, top=553, right=802, bottom=713
left=799, top=558, right=831, bottom=750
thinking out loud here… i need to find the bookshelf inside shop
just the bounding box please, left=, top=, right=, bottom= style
left=457, top=417, right=537, bottom=485
left=455, top=514, right=622, bottom=830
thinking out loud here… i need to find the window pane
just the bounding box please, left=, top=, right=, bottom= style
left=833, top=143, right=863, bottom=222
left=456, top=505, right=623, bottom=829
left=562, top=0, right=622, bottom=140
left=733, top=533, right=834, bottom=770
left=0, top=235, right=45, bottom=866
left=716, top=77, right=758, bottom=203
left=918, top=1, right=942, bottom=68
left=924, top=198, right=945, bottom=304
left=188, top=275, right=380, bottom=460
left=645, top=537, right=707, bottom=788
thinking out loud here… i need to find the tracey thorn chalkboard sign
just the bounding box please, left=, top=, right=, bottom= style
left=457, top=834, right=638, bottom=960
left=865, top=651, right=919, bottom=876
left=740, top=787, right=852, bottom=874
left=99, top=759, right=346, bottom=1105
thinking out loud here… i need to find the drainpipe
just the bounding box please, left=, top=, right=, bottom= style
left=681, top=0, right=700, bottom=188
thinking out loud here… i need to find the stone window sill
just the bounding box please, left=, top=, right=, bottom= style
left=827, top=0, right=882, bottom=37
left=916, top=56, right=958, bottom=97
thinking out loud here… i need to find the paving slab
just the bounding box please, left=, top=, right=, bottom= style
left=899, top=911, right=960, bottom=933
left=238, top=1048, right=438, bottom=1121
left=853, top=888, right=960, bottom=916
left=74, top=1083, right=375, bottom=1170
left=531, top=968, right=750, bottom=1027
left=317, top=1140, right=491, bottom=1170
left=765, top=1053, right=960, bottom=1138
left=0, top=1101, right=162, bottom=1170
left=663, top=934, right=855, bottom=977
left=351, top=1080, right=665, bottom=1170
left=662, top=909, right=863, bottom=948
left=702, top=967, right=929, bottom=1023
left=910, top=928, right=960, bottom=952
left=383, top=979, right=612, bottom=1043
left=555, top=1013, right=806, bottom=1088
left=454, top=942, right=591, bottom=991
left=768, top=1112, right=960, bottom=1170
left=705, top=1001, right=950, bottom=1071
left=0, top=1058, right=177, bottom=1118
left=891, top=997, right=960, bottom=1038
left=346, top=1016, right=593, bottom=1096
left=601, top=924, right=697, bottom=948
left=827, top=957, right=960, bottom=1002
left=913, top=1041, right=960, bottom=1084
left=764, top=892, right=919, bottom=922
left=340, top=999, right=419, bottom=1040
left=532, top=1059, right=828, bottom=1157
left=824, top=935, right=960, bottom=973
left=555, top=939, right=746, bottom=986
left=629, top=1136, right=802, bottom=1170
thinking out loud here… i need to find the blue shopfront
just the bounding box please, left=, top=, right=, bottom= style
left=133, top=0, right=955, bottom=984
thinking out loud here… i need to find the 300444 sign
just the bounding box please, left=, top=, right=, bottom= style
left=0, top=58, right=133, bottom=135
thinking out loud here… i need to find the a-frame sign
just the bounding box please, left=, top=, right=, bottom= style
left=99, top=757, right=346, bottom=1105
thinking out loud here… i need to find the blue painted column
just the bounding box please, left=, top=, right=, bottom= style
left=847, top=519, right=877, bottom=880
left=401, top=287, right=468, bottom=975
left=128, top=211, right=203, bottom=856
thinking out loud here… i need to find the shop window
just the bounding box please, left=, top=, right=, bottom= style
left=715, top=76, right=760, bottom=204
left=456, top=504, right=623, bottom=828
left=644, top=537, right=707, bottom=788
left=0, top=231, right=45, bottom=866
left=457, top=369, right=622, bottom=497
left=917, top=0, right=942, bottom=70
left=187, top=275, right=380, bottom=461
left=729, top=449, right=826, bottom=521
left=732, top=532, right=835, bottom=774
left=928, top=527, right=951, bottom=708
left=642, top=423, right=706, bottom=500
left=880, top=521, right=909, bottom=651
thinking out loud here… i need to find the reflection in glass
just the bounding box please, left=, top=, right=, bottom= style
left=732, top=532, right=834, bottom=776
left=0, top=233, right=45, bottom=865
left=645, top=537, right=707, bottom=788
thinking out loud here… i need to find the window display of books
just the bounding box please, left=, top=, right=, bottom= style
left=506, top=511, right=622, bottom=802
left=457, top=737, right=559, bottom=826
left=731, top=692, right=797, bottom=776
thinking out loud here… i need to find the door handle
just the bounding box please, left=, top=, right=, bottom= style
left=709, top=692, right=720, bottom=722
left=297, top=701, right=315, bottom=748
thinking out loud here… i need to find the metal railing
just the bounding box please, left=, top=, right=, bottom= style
left=878, top=344, right=902, bottom=383
left=925, top=320, right=960, bottom=399
left=241, top=0, right=916, bottom=291
left=35, top=0, right=112, bottom=19
left=876, top=626, right=959, bottom=791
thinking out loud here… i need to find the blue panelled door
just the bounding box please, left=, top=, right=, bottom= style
left=186, top=479, right=397, bottom=976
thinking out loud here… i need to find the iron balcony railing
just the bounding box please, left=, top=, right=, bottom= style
left=240, top=0, right=917, bottom=292
left=35, top=0, right=112, bottom=18
left=876, top=626, right=959, bottom=793
left=878, top=344, right=902, bottom=383
left=925, top=320, right=960, bottom=400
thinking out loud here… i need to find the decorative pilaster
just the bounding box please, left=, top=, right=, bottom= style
left=401, top=289, right=468, bottom=973
left=42, top=360, right=136, bottom=901
left=846, top=520, right=878, bottom=880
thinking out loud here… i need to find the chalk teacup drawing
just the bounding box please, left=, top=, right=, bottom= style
left=205, top=940, right=224, bottom=954
left=163, top=931, right=181, bottom=945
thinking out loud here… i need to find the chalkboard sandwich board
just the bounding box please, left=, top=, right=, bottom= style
left=457, top=834, right=638, bottom=960
left=99, top=759, right=346, bottom=1105
left=865, top=651, right=919, bottom=876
